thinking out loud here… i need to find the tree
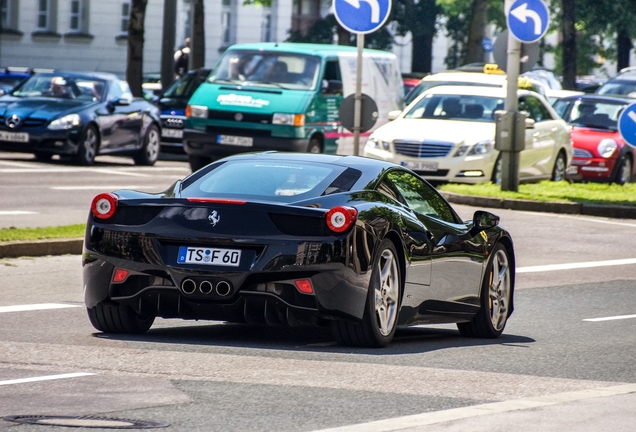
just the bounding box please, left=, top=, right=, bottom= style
left=392, top=0, right=440, bottom=73
left=464, top=0, right=489, bottom=64
left=126, top=0, right=147, bottom=97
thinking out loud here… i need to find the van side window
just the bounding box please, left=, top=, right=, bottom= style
left=322, top=60, right=343, bottom=95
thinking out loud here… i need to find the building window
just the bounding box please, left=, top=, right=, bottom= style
left=120, top=1, right=131, bottom=34
left=0, top=0, right=10, bottom=30
left=37, top=0, right=50, bottom=30
left=70, top=0, right=82, bottom=31
left=261, top=12, right=271, bottom=42
left=221, top=0, right=234, bottom=46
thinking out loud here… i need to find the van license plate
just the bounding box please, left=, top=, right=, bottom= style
left=401, top=161, right=438, bottom=172
left=217, top=135, right=253, bottom=147
left=177, top=246, right=241, bottom=266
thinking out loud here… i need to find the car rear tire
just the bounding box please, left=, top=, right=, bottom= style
left=75, top=125, right=99, bottom=166
left=188, top=155, right=211, bottom=172
left=330, top=239, right=401, bottom=348
left=133, top=124, right=160, bottom=166
left=87, top=303, right=155, bottom=334
left=551, top=152, right=566, bottom=181
left=491, top=155, right=502, bottom=184
left=457, top=243, right=512, bottom=338
left=307, top=138, right=321, bottom=154
left=614, top=156, right=632, bottom=185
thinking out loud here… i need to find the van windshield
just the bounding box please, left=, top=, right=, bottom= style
left=209, top=51, right=321, bottom=90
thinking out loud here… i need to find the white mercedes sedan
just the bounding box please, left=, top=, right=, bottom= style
left=363, top=85, right=572, bottom=184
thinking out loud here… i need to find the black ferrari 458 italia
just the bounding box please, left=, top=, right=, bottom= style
left=83, top=152, right=515, bottom=347
left=0, top=71, right=161, bottom=165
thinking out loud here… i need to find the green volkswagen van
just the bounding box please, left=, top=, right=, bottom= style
left=183, top=43, right=403, bottom=171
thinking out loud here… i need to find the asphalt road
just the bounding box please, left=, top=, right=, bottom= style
left=1, top=151, right=636, bottom=431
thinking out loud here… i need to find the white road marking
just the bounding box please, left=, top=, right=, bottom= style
left=0, top=372, right=94, bottom=386
left=0, top=211, right=38, bottom=215
left=313, top=383, right=636, bottom=432
left=0, top=303, right=82, bottom=313
left=584, top=314, right=636, bottom=322
left=50, top=186, right=142, bottom=190
left=517, top=258, right=636, bottom=273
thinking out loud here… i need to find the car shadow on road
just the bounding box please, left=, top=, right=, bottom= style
left=93, top=322, right=535, bottom=355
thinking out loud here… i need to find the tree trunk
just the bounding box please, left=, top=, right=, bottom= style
left=561, top=0, right=576, bottom=90
left=126, top=0, right=147, bottom=97
left=617, top=28, right=633, bottom=71
left=464, top=0, right=488, bottom=65
left=190, top=0, right=205, bottom=69
left=411, top=32, right=433, bottom=73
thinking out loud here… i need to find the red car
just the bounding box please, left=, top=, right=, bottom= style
left=553, top=95, right=635, bottom=184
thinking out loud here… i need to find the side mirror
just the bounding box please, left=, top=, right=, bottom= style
left=525, top=118, right=536, bottom=129
left=322, top=79, right=343, bottom=95
left=110, top=96, right=131, bottom=106
left=472, top=210, right=500, bottom=231
left=388, top=110, right=402, bottom=121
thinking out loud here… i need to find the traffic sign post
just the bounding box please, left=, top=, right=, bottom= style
left=618, top=102, right=636, bottom=148
left=333, top=0, right=392, bottom=155
left=498, top=0, right=549, bottom=192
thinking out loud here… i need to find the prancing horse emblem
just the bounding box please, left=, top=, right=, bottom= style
left=208, top=210, right=220, bottom=226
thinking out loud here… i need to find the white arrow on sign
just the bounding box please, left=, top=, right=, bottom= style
left=343, top=0, right=381, bottom=23
left=628, top=111, right=636, bottom=123
left=511, top=2, right=542, bottom=35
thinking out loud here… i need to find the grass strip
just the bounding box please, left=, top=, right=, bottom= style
left=438, top=181, right=636, bottom=207
left=0, top=224, right=85, bottom=242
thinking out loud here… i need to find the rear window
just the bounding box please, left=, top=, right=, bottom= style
left=181, top=160, right=361, bottom=202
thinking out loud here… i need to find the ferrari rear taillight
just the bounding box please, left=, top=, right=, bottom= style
left=91, top=193, right=118, bottom=219
left=325, top=206, right=357, bottom=233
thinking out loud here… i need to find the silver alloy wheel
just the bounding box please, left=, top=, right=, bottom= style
left=552, top=154, right=566, bottom=181
left=83, top=127, right=98, bottom=163
left=374, top=248, right=399, bottom=336
left=145, top=127, right=160, bottom=162
left=488, top=248, right=511, bottom=331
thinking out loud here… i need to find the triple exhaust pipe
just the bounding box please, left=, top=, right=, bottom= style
left=181, top=279, right=232, bottom=297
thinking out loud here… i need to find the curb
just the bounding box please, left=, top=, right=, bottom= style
left=1, top=195, right=635, bottom=259
left=0, top=238, right=83, bottom=259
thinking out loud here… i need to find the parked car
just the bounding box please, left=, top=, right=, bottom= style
left=553, top=94, right=635, bottom=184
left=156, top=68, right=210, bottom=154
left=595, top=67, right=636, bottom=97
left=0, top=71, right=161, bottom=165
left=83, top=152, right=515, bottom=347
left=364, top=85, right=572, bottom=184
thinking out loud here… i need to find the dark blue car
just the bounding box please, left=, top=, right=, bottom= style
left=0, top=72, right=161, bottom=165
left=157, top=68, right=210, bottom=154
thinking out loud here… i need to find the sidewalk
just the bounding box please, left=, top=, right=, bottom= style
left=2, top=193, right=636, bottom=259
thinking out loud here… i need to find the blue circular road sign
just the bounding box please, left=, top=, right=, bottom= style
left=482, top=38, right=493, bottom=52
left=618, top=102, right=636, bottom=148
left=333, top=0, right=392, bottom=34
left=506, top=0, right=550, bottom=44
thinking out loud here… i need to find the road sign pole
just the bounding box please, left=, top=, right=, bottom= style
left=501, top=0, right=522, bottom=192
left=353, top=34, right=364, bottom=156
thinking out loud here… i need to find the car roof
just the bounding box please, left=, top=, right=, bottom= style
left=31, top=71, right=119, bottom=81
left=417, top=84, right=537, bottom=98
left=225, top=42, right=394, bottom=58
left=421, top=71, right=506, bottom=86
left=557, top=94, right=635, bottom=104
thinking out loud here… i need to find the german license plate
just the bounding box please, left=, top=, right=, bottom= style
left=177, top=246, right=241, bottom=267
left=162, top=128, right=183, bottom=138
left=0, top=131, right=29, bottom=143
left=401, top=160, right=439, bottom=172
left=217, top=134, right=253, bottom=147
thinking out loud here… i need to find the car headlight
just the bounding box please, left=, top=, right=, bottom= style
left=272, top=113, right=305, bottom=126
left=468, top=139, right=494, bottom=156
left=47, top=114, right=81, bottom=130
left=186, top=105, right=208, bottom=118
left=366, top=137, right=390, bottom=150
left=598, top=138, right=617, bottom=158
